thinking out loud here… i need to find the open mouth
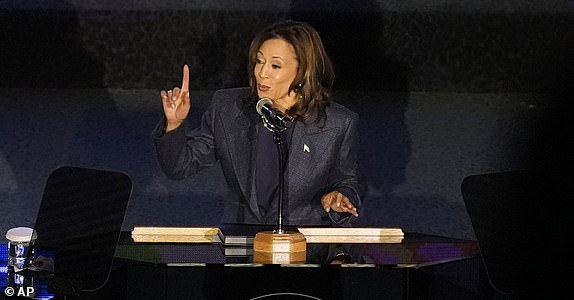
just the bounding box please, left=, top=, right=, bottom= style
left=257, top=84, right=270, bottom=92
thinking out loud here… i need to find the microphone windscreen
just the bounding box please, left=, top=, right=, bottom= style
left=256, top=98, right=272, bottom=115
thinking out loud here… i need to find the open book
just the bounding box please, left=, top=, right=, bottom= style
left=297, top=227, right=404, bottom=243
left=131, top=226, right=223, bottom=243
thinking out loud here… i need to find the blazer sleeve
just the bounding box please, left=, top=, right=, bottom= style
left=151, top=105, right=218, bottom=180
left=327, top=110, right=365, bottom=224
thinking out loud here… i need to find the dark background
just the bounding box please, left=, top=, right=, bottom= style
left=1, top=0, right=572, bottom=241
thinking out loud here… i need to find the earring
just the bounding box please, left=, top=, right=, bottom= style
left=297, top=83, right=304, bottom=100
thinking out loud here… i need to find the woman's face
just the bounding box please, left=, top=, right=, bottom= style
left=255, top=38, right=299, bottom=111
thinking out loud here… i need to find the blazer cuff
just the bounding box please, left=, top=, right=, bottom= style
left=335, top=187, right=357, bottom=205
left=152, top=117, right=186, bottom=142
left=326, top=187, right=358, bottom=225
left=152, top=117, right=189, bottom=178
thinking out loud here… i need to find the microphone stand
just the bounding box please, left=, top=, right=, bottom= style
left=273, top=131, right=285, bottom=234
left=252, top=116, right=306, bottom=264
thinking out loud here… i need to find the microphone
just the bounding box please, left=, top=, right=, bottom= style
left=256, top=98, right=293, bottom=131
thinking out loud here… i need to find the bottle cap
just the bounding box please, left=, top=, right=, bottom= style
left=6, top=227, right=37, bottom=242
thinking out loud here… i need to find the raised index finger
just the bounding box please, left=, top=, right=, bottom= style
left=181, top=64, right=190, bottom=91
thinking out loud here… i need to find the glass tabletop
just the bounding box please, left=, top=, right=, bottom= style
left=1, top=231, right=478, bottom=299
left=114, top=231, right=479, bottom=267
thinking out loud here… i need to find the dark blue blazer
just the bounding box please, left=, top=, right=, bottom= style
left=153, top=87, right=364, bottom=226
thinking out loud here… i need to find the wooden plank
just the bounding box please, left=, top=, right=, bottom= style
left=132, top=226, right=222, bottom=236
left=302, top=235, right=403, bottom=244
left=131, top=234, right=221, bottom=243
left=131, top=226, right=223, bottom=243
left=297, top=227, right=403, bottom=236
left=297, top=227, right=404, bottom=243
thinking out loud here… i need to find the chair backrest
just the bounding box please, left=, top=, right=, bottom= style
left=33, top=166, right=132, bottom=294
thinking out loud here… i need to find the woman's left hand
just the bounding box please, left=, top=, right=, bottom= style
left=321, top=191, right=359, bottom=217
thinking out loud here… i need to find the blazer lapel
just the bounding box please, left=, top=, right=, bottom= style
left=225, top=102, right=262, bottom=220
left=287, top=122, right=337, bottom=198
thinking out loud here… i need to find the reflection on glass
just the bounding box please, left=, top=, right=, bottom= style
left=1, top=246, right=53, bottom=299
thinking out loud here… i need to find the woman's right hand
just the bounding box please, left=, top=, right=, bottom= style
left=161, top=64, right=191, bottom=132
